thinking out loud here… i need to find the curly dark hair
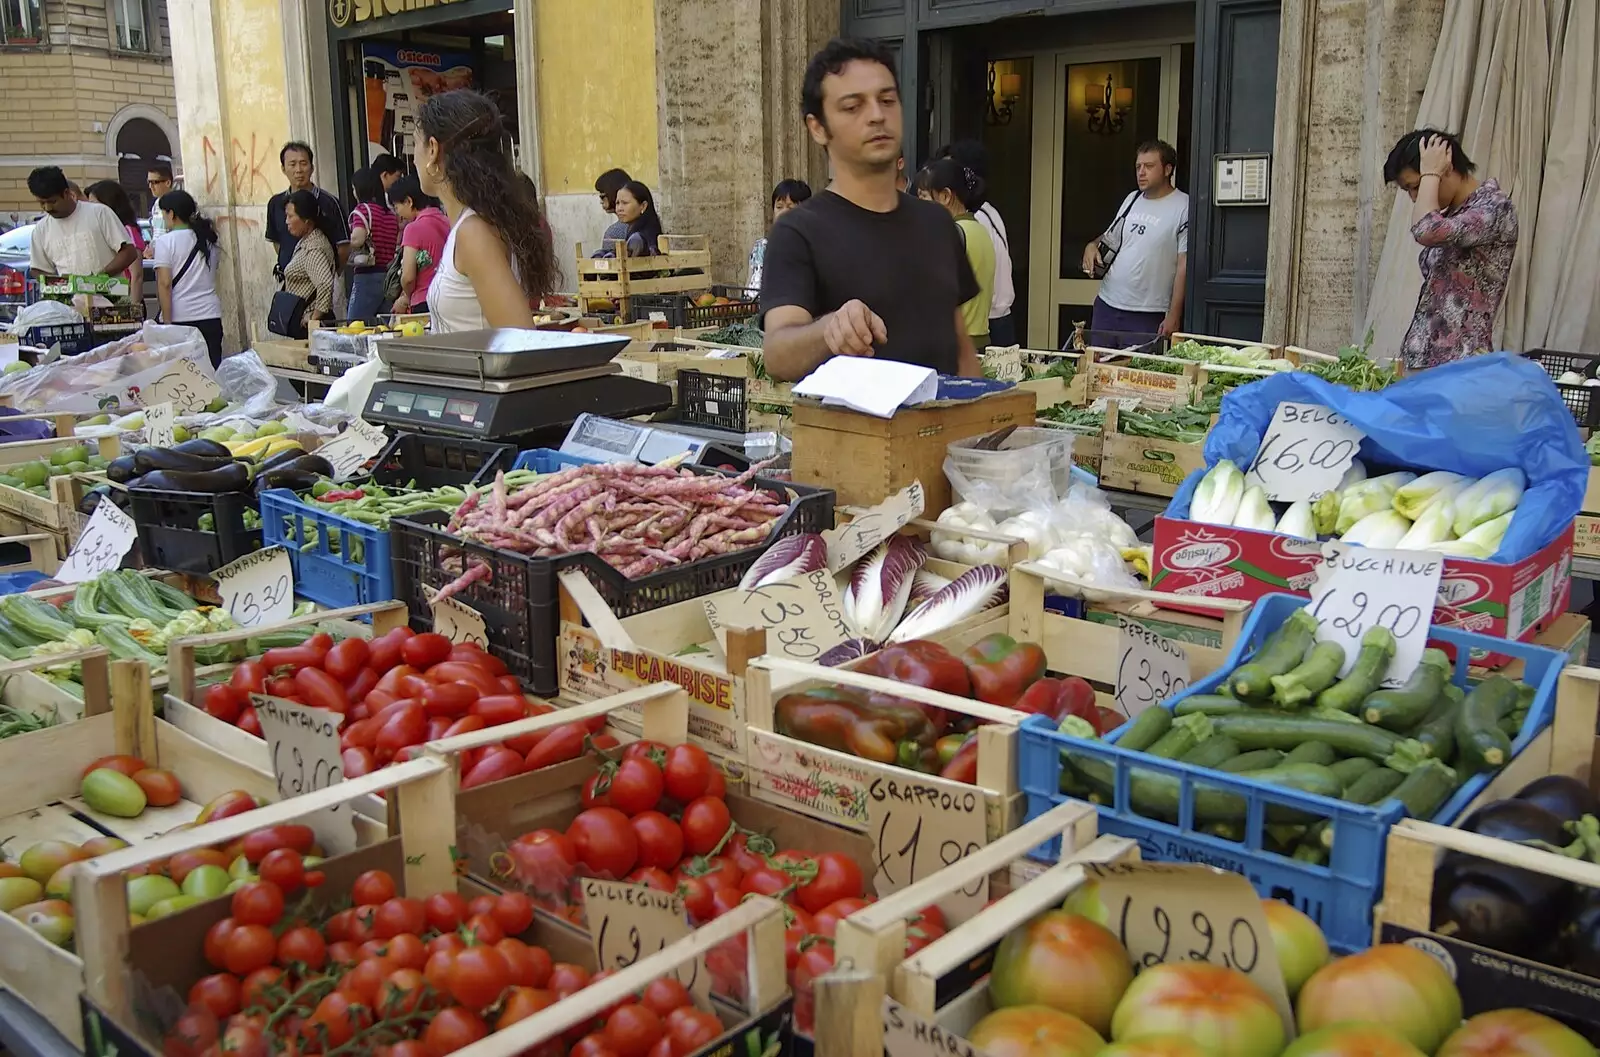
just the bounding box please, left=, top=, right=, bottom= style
left=418, top=90, right=554, bottom=301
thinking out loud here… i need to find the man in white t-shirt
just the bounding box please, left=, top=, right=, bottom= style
left=27, top=166, right=137, bottom=280
left=1081, top=140, right=1188, bottom=345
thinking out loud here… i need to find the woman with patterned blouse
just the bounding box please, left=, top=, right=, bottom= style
left=1383, top=129, right=1518, bottom=371
left=281, top=189, right=339, bottom=334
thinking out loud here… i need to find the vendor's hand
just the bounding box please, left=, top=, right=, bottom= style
left=392, top=296, right=410, bottom=315
left=1419, top=134, right=1453, bottom=177
left=1159, top=313, right=1179, bottom=338
left=823, top=300, right=887, bottom=358
left=1082, top=243, right=1102, bottom=276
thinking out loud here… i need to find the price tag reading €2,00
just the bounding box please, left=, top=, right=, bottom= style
left=1075, top=860, right=1293, bottom=1033
left=581, top=878, right=710, bottom=1005
left=57, top=497, right=137, bottom=584
left=143, top=401, right=175, bottom=448
left=1114, top=617, right=1192, bottom=719
left=822, top=481, right=926, bottom=572
left=213, top=546, right=294, bottom=628
left=1244, top=401, right=1365, bottom=503
left=700, top=567, right=851, bottom=660
left=319, top=419, right=389, bottom=481
left=867, top=772, right=988, bottom=923
left=141, top=359, right=221, bottom=414
left=431, top=594, right=489, bottom=648
left=1309, top=541, right=1441, bottom=686
left=251, top=694, right=355, bottom=855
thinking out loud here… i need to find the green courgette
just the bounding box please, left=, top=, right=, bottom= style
left=1328, top=756, right=1377, bottom=788
left=1361, top=649, right=1452, bottom=730
left=1315, top=625, right=1397, bottom=712
left=1217, top=748, right=1286, bottom=772
left=1180, top=735, right=1243, bottom=770
left=1147, top=714, right=1214, bottom=759
left=1200, top=820, right=1244, bottom=842
left=1174, top=694, right=1253, bottom=718
left=1228, top=609, right=1319, bottom=702
left=1293, top=841, right=1329, bottom=865
left=1271, top=641, right=1348, bottom=708
left=1118, top=707, right=1173, bottom=752
left=1283, top=741, right=1338, bottom=767
left=1211, top=713, right=1404, bottom=761
left=1414, top=685, right=1463, bottom=762
left=1068, top=755, right=1341, bottom=824
left=1341, top=767, right=1405, bottom=804
left=1499, top=708, right=1530, bottom=737
left=1454, top=675, right=1521, bottom=774
left=1386, top=758, right=1459, bottom=817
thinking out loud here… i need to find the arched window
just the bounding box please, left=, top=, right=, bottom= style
left=115, top=118, right=172, bottom=213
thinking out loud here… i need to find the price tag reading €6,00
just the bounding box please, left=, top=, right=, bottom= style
left=431, top=594, right=489, bottom=648
left=213, top=546, right=294, bottom=628
left=250, top=694, right=355, bottom=855
left=1114, top=617, right=1192, bottom=720
left=582, top=879, right=710, bottom=1005
left=1309, top=541, right=1441, bottom=686
left=57, top=497, right=137, bottom=584
left=318, top=419, right=389, bottom=481
left=1077, top=860, right=1293, bottom=1033
left=140, top=359, right=222, bottom=414
left=867, top=772, right=988, bottom=923
left=822, top=481, right=926, bottom=572
left=1244, top=401, right=1366, bottom=503
left=700, top=567, right=851, bottom=660
left=143, top=401, right=175, bottom=448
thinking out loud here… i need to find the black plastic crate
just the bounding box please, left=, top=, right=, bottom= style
left=677, top=369, right=750, bottom=432
left=628, top=285, right=759, bottom=329
left=20, top=321, right=94, bottom=356
left=127, top=487, right=261, bottom=574
left=362, top=433, right=517, bottom=490
left=1526, top=349, right=1600, bottom=429
left=389, top=469, right=834, bottom=694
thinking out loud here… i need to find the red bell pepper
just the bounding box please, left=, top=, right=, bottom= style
left=857, top=639, right=970, bottom=734
left=774, top=686, right=939, bottom=771
left=960, top=633, right=1047, bottom=707
left=1014, top=675, right=1100, bottom=727
left=939, top=734, right=980, bottom=784
left=317, top=488, right=366, bottom=502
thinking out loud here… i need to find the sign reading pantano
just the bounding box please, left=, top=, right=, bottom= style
left=330, top=0, right=464, bottom=30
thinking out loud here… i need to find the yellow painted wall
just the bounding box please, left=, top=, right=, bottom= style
left=536, top=0, right=658, bottom=195
left=204, top=0, right=290, bottom=206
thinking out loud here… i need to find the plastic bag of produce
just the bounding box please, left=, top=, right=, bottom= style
left=0, top=323, right=212, bottom=414
left=1166, top=352, right=1584, bottom=562
left=944, top=426, right=1075, bottom=519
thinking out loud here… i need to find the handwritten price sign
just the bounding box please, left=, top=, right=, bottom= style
left=822, top=481, right=925, bottom=571
left=701, top=567, right=851, bottom=659
left=1309, top=541, right=1440, bottom=686
left=251, top=694, right=355, bottom=854
left=1245, top=402, right=1365, bottom=502
left=140, top=358, right=221, bottom=414
left=319, top=419, right=389, bottom=481
left=144, top=401, right=175, bottom=448
left=213, top=546, right=294, bottom=627
left=582, top=879, right=710, bottom=1004
left=57, top=497, right=137, bottom=583
left=867, top=773, right=987, bottom=923
left=431, top=594, right=489, bottom=648
left=883, top=997, right=985, bottom=1057
left=1114, top=617, right=1192, bottom=719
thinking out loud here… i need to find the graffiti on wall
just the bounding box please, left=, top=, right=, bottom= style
left=200, top=133, right=275, bottom=201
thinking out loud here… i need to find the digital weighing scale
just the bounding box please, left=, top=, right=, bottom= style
left=363, top=328, right=674, bottom=445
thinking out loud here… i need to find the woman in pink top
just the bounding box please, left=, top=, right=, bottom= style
left=387, top=174, right=450, bottom=314
left=86, top=180, right=145, bottom=303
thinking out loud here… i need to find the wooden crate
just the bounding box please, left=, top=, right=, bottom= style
left=791, top=387, right=1036, bottom=516
left=1096, top=403, right=1209, bottom=497
left=251, top=337, right=312, bottom=371
left=0, top=433, right=117, bottom=530
left=1084, top=348, right=1200, bottom=410
left=575, top=234, right=713, bottom=315
left=1016, top=349, right=1091, bottom=408
left=0, top=654, right=284, bottom=1046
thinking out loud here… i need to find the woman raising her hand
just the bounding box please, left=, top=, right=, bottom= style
left=416, top=89, right=555, bottom=331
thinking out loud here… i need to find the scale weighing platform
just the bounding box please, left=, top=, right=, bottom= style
left=363, top=328, right=674, bottom=444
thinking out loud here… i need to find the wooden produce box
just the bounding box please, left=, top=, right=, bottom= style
left=1084, top=348, right=1199, bottom=410
left=1373, top=665, right=1600, bottom=1030
left=251, top=337, right=312, bottom=371
left=575, top=234, right=712, bottom=316
left=0, top=654, right=283, bottom=1046
left=791, top=387, right=1035, bottom=516
left=1017, top=348, right=1091, bottom=408
left=0, top=432, right=117, bottom=532
left=1096, top=403, right=1209, bottom=498
left=1574, top=466, right=1600, bottom=558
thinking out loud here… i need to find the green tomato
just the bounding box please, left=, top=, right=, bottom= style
left=126, top=874, right=181, bottom=916
left=181, top=864, right=231, bottom=900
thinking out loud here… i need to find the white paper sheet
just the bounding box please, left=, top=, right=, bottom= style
left=791, top=357, right=937, bottom=418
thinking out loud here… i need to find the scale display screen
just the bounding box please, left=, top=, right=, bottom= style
left=572, top=415, right=641, bottom=455
left=383, top=391, right=416, bottom=413
left=446, top=397, right=480, bottom=421
left=414, top=394, right=446, bottom=418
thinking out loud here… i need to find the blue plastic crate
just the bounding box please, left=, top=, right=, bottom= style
left=260, top=488, right=392, bottom=610
left=1017, top=592, right=1569, bottom=953
left=510, top=448, right=602, bottom=473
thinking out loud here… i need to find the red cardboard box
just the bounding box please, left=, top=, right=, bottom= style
left=1149, top=515, right=1575, bottom=664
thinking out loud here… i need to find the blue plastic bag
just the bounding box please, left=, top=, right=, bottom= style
left=1166, top=353, right=1585, bottom=563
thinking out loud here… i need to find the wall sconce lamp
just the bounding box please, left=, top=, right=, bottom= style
left=987, top=62, right=1022, bottom=126
left=1085, top=74, right=1133, bottom=134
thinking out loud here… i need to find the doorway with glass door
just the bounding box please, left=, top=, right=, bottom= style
left=1028, top=44, right=1193, bottom=351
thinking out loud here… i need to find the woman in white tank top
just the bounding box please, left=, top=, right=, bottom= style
left=416, top=90, right=555, bottom=332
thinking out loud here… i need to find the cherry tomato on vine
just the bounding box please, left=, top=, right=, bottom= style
left=631, top=810, right=684, bottom=870
left=424, top=1007, right=489, bottom=1055
left=680, top=796, right=732, bottom=856
left=352, top=869, right=398, bottom=906
left=188, top=974, right=241, bottom=1019
left=230, top=882, right=284, bottom=928
left=662, top=743, right=713, bottom=803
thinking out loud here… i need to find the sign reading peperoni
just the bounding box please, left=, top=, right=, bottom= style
left=329, top=0, right=465, bottom=30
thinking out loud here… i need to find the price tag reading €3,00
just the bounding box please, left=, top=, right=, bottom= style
left=867, top=772, right=988, bottom=923
left=1309, top=541, right=1441, bottom=686
left=57, top=497, right=137, bottom=584
left=141, top=359, right=222, bottom=414
left=1076, top=860, right=1293, bottom=1033
left=700, top=567, right=851, bottom=660
left=822, top=481, right=925, bottom=571
left=1244, top=401, right=1365, bottom=503
left=213, top=546, right=294, bottom=628
left=431, top=594, right=489, bottom=648
left=143, top=401, right=175, bottom=448
left=250, top=694, right=355, bottom=855
left=582, top=878, right=710, bottom=1005
left=319, top=419, right=389, bottom=481
left=1114, top=617, right=1192, bottom=720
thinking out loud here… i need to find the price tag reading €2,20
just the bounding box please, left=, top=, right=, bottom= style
left=212, top=546, right=294, bottom=628
left=431, top=594, right=489, bottom=648
left=143, top=401, right=175, bottom=448
left=867, top=772, right=988, bottom=923
left=822, top=481, right=925, bottom=571
left=251, top=694, right=355, bottom=855
left=141, top=359, right=222, bottom=414
left=700, top=567, right=851, bottom=660
left=1309, top=541, right=1441, bottom=686
left=1244, top=401, right=1365, bottom=503
left=1114, top=617, right=1192, bottom=719
left=319, top=419, right=389, bottom=481
left=582, top=878, right=710, bottom=1005
left=57, top=497, right=137, bottom=584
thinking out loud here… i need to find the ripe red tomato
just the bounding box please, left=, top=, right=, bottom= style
left=625, top=866, right=675, bottom=891
left=132, top=768, right=182, bottom=807
left=402, top=632, right=454, bottom=668
left=229, top=660, right=267, bottom=696
left=384, top=932, right=428, bottom=971
left=605, top=1003, right=664, bottom=1057
left=367, top=628, right=411, bottom=675
left=491, top=891, right=535, bottom=935
left=641, top=977, right=692, bottom=1018
left=447, top=944, right=511, bottom=1010
left=423, top=890, right=468, bottom=932
left=425, top=661, right=502, bottom=694
left=421, top=681, right=478, bottom=717
left=705, top=768, right=727, bottom=798
left=341, top=745, right=378, bottom=778
left=261, top=644, right=324, bottom=674
left=569, top=807, right=639, bottom=878
left=223, top=924, right=277, bottom=975
left=82, top=754, right=146, bottom=779
left=378, top=967, right=428, bottom=1017
left=235, top=706, right=262, bottom=737
left=496, top=937, right=551, bottom=988
left=164, top=1009, right=219, bottom=1057
left=344, top=666, right=379, bottom=704
left=471, top=693, right=529, bottom=726
left=609, top=757, right=664, bottom=815
left=662, top=743, right=713, bottom=803
left=188, top=973, right=242, bottom=1019
left=678, top=877, right=716, bottom=924
left=792, top=938, right=837, bottom=1034
left=231, top=882, right=285, bottom=928
left=462, top=746, right=525, bottom=789
left=624, top=811, right=681, bottom=870
left=203, top=683, right=245, bottom=723
left=496, top=985, right=559, bottom=1031
left=257, top=849, right=306, bottom=891
left=709, top=886, right=745, bottom=918
left=680, top=796, right=733, bottom=856
left=275, top=925, right=325, bottom=970
left=240, top=825, right=315, bottom=864
left=464, top=913, right=505, bottom=946
left=374, top=663, right=420, bottom=696
left=582, top=771, right=614, bottom=810
left=424, top=1007, right=489, bottom=1055
left=323, top=638, right=370, bottom=682
left=572, top=1034, right=620, bottom=1057
left=293, top=666, right=348, bottom=713
left=547, top=962, right=591, bottom=996
left=813, top=897, right=873, bottom=938
left=796, top=852, right=866, bottom=914
left=666, top=1008, right=723, bottom=1056
left=326, top=940, right=359, bottom=967
left=240, top=965, right=284, bottom=1010
left=351, top=869, right=397, bottom=906
left=740, top=865, right=795, bottom=899
left=264, top=675, right=298, bottom=698
left=508, top=829, right=577, bottom=893
left=373, top=896, right=426, bottom=939
left=375, top=703, right=428, bottom=755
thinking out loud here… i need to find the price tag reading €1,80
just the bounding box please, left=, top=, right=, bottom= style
left=140, top=359, right=222, bottom=414
left=1114, top=617, right=1192, bottom=720
left=1309, top=541, right=1441, bottom=686
left=867, top=772, right=988, bottom=924
left=250, top=694, right=355, bottom=855
left=1244, top=401, right=1365, bottom=503
left=213, top=546, right=294, bottom=628
left=581, top=879, right=710, bottom=1004
left=57, top=497, right=137, bottom=583
left=431, top=594, right=489, bottom=648
left=1075, top=860, right=1293, bottom=1033
left=144, top=401, right=175, bottom=448
left=319, top=419, right=389, bottom=481
left=700, top=567, right=851, bottom=660
left=822, top=481, right=925, bottom=571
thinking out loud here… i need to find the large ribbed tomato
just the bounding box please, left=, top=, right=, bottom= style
left=1437, top=1009, right=1599, bottom=1057
left=1282, top=1025, right=1427, bottom=1057
left=1096, top=1035, right=1214, bottom=1057
left=1296, top=944, right=1462, bottom=1055
left=967, top=1007, right=1105, bottom=1057
left=1262, top=899, right=1330, bottom=998
left=1111, top=962, right=1284, bottom=1057
left=988, top=911, right=1133, bottom=1035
